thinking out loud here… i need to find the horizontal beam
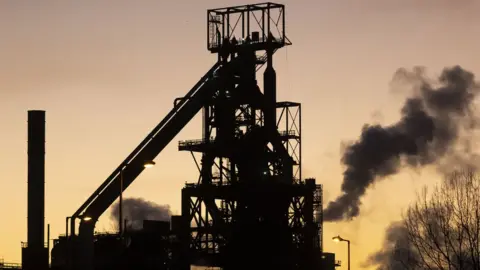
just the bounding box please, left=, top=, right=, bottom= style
left=276, top=101, right=300, bottom=108
left=208, top=2, right=284, bottom=15
left=183, top=182, right=314, bottom=200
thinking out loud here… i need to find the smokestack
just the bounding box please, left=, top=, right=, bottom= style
left=23, top=110, right=48, bottom=270
left=28, top=110, right=45, bottom=247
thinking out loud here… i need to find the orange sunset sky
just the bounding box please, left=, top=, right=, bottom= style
left=1, top=0, right=480, bottom=268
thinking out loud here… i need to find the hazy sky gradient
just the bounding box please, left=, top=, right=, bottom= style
left=1, top=0, right=480, bottom=268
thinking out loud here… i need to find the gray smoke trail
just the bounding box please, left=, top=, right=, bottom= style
left=363, top=222, right=419, bottom=270
left=324, top=66, right=479, bottom=221
left=110, top=197, right=172, bottom=230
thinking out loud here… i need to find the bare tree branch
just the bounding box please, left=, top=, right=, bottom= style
left=365, top=169, right=480, bottom=270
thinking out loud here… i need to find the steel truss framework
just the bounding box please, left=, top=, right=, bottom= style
left=178, top=3, right=323, bottom=270
left=207, top=2, right=291, bottom=53
left=59, top=3, right=322, bottom=270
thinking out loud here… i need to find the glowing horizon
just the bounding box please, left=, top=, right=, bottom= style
left=1, top=1, right=480, bottom=268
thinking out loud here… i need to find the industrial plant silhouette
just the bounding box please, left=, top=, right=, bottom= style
left=6, top=3, right=341, bottom=270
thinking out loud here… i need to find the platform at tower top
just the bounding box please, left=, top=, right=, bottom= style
left=207, top=2, right=291, bottom=53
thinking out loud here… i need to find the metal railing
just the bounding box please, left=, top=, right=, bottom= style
left=20, top=242, right=48, bottom=248
left=0, top=259, right=21, bottom=269
left=278, top=130, right=296, bottom=137
left=185, top=180, right=231, bottom=187
left=178, top=137, right=215, bottom=148
left=0, top=264, right=22, bottom=269
left=209, top=36, right=286, bottom=50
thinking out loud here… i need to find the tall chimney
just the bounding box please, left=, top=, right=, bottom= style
left=28, top=110, right=45, bottom=247
left=23, top=110, right=48, bottom=270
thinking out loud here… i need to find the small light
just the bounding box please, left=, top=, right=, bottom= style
left=83, top=216, right=92, bottom=221
left=332, top=235, right=343, bottom=242
left=144, top=160, right=156, bottom=168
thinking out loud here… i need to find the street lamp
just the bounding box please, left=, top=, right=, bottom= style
left=119, top=160, right=156, bottom=235
left=143, top=160, right=156, bottom=168
left=333, top=235, right=350, bottom=270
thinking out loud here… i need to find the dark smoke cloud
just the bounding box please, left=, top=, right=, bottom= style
left=324, top=66, right=479, bottom=221
left=363, top=221, right=419, bottom=270
left=110, top=197, right=172, bottom=230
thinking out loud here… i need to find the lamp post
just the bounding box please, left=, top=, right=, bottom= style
left=333, top=235, right=350, bottom=270
left=65, top=216, right=72, bottom=270
left=119, top=160, right=156, bottom=235
left=66, top=216, right=71, bottom=238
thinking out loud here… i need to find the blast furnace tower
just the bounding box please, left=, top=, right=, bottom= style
left=65, top=3, right=323, bottom=270
left=177, top=3, right=324, bottom=269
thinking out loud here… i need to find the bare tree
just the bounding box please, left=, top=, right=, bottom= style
left=366, top=170, right=480, bottom=270
left=404, top=170, right=480, bottom=270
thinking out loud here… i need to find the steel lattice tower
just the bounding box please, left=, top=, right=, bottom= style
left=177, top=3, right=324, bottom=269
left=52, top=3, right=325, bottom=270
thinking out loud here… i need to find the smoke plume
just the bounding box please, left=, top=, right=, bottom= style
left=110, top=197, right=172, bottom=230
left=363, top=221, right=418, bottom=270
left=324, top=66, right=479, bottom=221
